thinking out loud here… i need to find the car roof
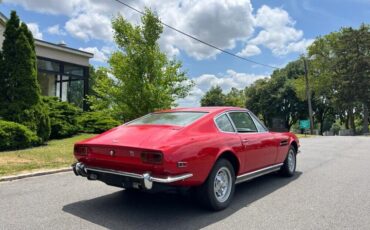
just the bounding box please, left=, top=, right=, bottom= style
left=156, top=107, right=248, bottom=114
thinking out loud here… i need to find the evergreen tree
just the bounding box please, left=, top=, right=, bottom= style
left=0, top=11, right=50, bottom=142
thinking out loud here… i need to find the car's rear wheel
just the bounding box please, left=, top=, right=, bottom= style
left=196, top=158, right=235, bottom=211
left=279, top=146, right=297, bottom=177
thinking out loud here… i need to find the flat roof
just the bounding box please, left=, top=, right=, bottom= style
left=35, top=39, right=93, bottom=58
left=0, top=12, right=93, bottom=58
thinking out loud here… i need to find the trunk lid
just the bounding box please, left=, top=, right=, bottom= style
left=78, top=125, right=184, bottom=173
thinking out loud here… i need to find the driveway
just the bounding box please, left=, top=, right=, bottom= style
left=1, top=136, right=370, bottom=230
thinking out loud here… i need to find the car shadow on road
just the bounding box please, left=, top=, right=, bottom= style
left=63, top=172, right=302, bottom=230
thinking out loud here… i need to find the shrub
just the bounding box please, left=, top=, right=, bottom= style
left=77, top=111, right=121, bottom=133
left=0, top=120, right=39, bottom=151
left=43, top=97, right=82, bottom=139
left=13, top=103, right=51, bottom=143
left=330, top=122, right=341, bottom=135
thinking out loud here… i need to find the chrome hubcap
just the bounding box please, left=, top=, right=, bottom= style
left=288, top=150, right=296, bottom=172
left=214, top=167, right=232, bottom=203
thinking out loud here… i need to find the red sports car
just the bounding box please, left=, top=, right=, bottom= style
left=73, top=107, right=299, bottom=210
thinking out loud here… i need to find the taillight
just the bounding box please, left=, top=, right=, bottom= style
left=74, top=146, right=88, bottom=156
left=141, top=151, right=163, bottom=164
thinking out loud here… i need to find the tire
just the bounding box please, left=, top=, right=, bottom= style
left=196, top=158, right=235, bottom=211
left=279, top=146, right=297, bottom=177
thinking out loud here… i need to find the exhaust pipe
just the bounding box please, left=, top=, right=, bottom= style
left=72, top=162, right=87, bottom=177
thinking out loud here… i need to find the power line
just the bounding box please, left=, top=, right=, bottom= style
left=113, top=0, right=278, bottom=69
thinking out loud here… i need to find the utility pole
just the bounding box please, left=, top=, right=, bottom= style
left=303, top=57, right=314, bottom=135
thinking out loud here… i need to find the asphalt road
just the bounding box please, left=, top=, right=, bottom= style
left=1, top=136, right=370, bottom=230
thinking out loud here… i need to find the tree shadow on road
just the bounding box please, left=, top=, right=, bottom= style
left=63, top=172, right=302, bottom=230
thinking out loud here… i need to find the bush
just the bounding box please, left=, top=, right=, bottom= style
left=0, top=120, right=39, bottom=151
left=15, top=103, right=51, bottom=143
left=43, top=97, right=82, bottom=139
left=77, top=111, right=121, bottom=133
left=330, top=122, right=341, bottom=135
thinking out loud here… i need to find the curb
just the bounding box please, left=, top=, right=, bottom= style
left=0, top=167, right=71, bottom=182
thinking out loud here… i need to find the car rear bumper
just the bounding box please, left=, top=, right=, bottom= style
left=72, top=162, right=193, bottom=190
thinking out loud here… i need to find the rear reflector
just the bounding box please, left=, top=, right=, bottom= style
left=74, top=146, right=88, bottom=156
left=141, top=151, right=163, bottom=164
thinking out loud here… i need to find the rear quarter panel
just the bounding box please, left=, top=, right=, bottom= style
left=272, top=132, right=300, bottom=163
left=162, top=115, right=243, bottom=186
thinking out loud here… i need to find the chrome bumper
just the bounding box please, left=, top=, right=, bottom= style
left=72, top=162, right=193, bottom=190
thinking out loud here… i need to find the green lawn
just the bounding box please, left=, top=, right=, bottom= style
left=0, top=134, right=95, bottom=177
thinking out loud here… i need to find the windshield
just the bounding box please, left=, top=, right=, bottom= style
left=127, top=112, right=207, bottom=126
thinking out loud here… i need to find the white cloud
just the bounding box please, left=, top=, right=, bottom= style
left=237, top=44, right=261, bottom=57
left=8, top=0, right=312, bottom=58
left=47, top=24, right=66, bottom=36
left=177, top=70, right=268, bottom=107
left=249, top=5, right=311, bottom=55
left=65, top=11, right=113, bottom=41
left=285, top=38, right=314, bottom=54
left=156, top=0, right=255, bottom=59
left=4, top=0, right=85, bottom=16
left=7, top=0, right=255, bottom=59
left=79, top=46, right=110, bottom=62
left=26, top=23, right=43, bottom=39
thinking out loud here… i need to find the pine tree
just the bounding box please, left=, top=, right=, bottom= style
left=0, top=11, right=50, bottom=142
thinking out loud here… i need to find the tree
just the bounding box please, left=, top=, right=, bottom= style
left=87, top=67, right=115, bottom=112
left=245, top=78, right=274, bottom=127
left=89, top=9, right=193, bottom=121
left=0, top=11, right=50, bottom=142
left=339, top=24, right=370, bottom=134
left=225, top=88, right=246, bottom=107
left=292, top=58, right=336, bottom=135
left=308, top=24, right=370, bottom=134
left=246, top=61, right=308, bottom=131
left=200, top=86, right=226, bottom=106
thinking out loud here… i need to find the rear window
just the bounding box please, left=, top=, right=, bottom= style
left=128, top=112, right=207, bottom=126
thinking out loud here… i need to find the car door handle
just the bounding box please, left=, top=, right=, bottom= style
left=242, top=139, right=249, bottom=143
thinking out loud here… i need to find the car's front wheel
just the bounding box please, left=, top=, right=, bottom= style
left=196, top=158, right=235, bottom=211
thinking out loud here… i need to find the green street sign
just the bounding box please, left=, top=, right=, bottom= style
left=299, top=120, right=310, bottom=129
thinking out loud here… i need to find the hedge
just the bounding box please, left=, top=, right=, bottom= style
left=0, top=120, right=39, bottom=151
left=43, top=96, right=82, bottom=139
left=77, top=111, right=121, bottom=133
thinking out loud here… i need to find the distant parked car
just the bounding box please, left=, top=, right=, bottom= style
left=73, top=107, right=299, bottom=210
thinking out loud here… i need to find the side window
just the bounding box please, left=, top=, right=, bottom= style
left=228, top=112, right=257, bottom=133
left=250, top=113, right=268, bottom=132
left=215, top=114, right=235, bottom=132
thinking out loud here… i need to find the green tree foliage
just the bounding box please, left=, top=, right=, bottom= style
left=245, top=60, right=308, bottom=130
left=200, top=86, right=245, bottom=107
left=291, top=58, right=336, bottom=135
left=245, top=78, right=274, bottom=127
left=308, top=24, right=370, bottom=134
left=200, top=86, right=226, bottom=106
left=89, top=9, right=193, bottom=121
left=0, top=11, right=50, bottom=142
left=225, top=88, right=246, bottom=107
left=87, top=67, right=115, bottom=112
left=201, top=86, right=246, bottom=107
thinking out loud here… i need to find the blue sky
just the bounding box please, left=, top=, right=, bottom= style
left=1, top=0, right=369, bottom=106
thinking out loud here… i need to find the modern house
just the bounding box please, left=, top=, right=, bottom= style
left=0, top=12, right=93, bottom=110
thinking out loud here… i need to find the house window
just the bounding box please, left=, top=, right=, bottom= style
left=38, top=72, right=57, bottom=97
left=36, top=57, right=88, bottom=110
left=64, top=64, right=83, bottom=76
left=37, top=59, right=60, bottom=72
